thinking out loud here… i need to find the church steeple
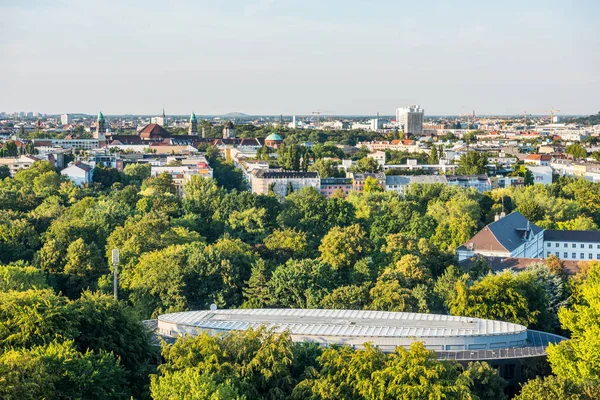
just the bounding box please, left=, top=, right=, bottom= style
left=189, top=112, right=198, bottom=135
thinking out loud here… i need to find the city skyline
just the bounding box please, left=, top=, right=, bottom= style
left=1, top=0, right=599, bottom=115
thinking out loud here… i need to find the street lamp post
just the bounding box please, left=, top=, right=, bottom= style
left=111, top=248, right=120, bottom=300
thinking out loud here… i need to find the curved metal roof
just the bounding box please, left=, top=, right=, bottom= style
left=158, top=308, right=526, bottom=338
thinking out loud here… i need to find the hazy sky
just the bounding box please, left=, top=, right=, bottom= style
left=1, top=0, right=599, bottom=115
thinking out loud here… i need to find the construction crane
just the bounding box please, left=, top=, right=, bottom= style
left=547, top=109, right=560, bottom=124
left=312, top=111, right=322, bottom=128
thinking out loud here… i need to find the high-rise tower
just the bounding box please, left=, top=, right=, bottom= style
left=189, top=112, right=198, bottom=135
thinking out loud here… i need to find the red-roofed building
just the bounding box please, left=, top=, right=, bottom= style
left=525, top=154, right=552, bottom=166
left=139, top=124, right=171, bottom=141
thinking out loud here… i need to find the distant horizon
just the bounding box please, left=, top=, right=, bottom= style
left=2, top=1, right=598, bottom=115
left=1, top=111, right=590, bottom=119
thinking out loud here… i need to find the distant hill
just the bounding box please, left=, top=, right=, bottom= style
left=222, top=112, right=249, bottom=118
left=570, top=111, right=600, bottom=126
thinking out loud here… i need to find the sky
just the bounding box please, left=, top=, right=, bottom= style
left=1, top=0, right=599, bottom=116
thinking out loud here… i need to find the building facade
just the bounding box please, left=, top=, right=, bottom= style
left=320, top=177, right=353, bottom=197
left=457, top=212, right=544, bottom=262
left=250, top=170, right=320, bottom=197
left=396, top=105, right=424, bottom=135
left=544, top=230, right=600, bottom=261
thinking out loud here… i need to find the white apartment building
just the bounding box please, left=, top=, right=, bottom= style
left=0, top=155, right=40, bottom=177
left=61, top=162, right=93, bottom=186
left=60, top=114, right=71, bottom=125
left=544, top=230, right=600, bottom=261
left=250, top=170, right=320, bottom=197
left=396, top=105, right=424, bottom=135
left=526, top=166, right=553, bottom=185
left=367, top=150, right=386, bottom=166
left=151, top=163, right=213, bottom=196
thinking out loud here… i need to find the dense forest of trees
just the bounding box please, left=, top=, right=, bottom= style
left=1, top=157, right=600, bottom=398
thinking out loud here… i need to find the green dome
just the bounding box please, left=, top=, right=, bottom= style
left=265, top=133, right=282, bottom=141
left=98, top=111, right=104, bottom=121
left=190, top=112, right=197, bottom=122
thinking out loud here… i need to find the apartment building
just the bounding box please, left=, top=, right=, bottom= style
left=250, top=170, right=320, bottom=197
left=0, top=155, right=40, bottom=177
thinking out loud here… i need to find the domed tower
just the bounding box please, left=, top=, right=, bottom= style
left=95, top=111, right=106, bottom=141
left=222, top=121, right=236, bottom=139
left=189, top=112, right=198, bottom=135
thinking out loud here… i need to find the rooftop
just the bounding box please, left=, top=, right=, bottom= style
left=545, top=229, right=600, bottom=243
left=461, top=212, right=542, bottom=253
left=254, top=170, right=318, bottom=179
left=158, top=308, right=526, bottom=338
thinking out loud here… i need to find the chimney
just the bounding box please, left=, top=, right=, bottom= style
left=494, top=214, right=500, bottom=222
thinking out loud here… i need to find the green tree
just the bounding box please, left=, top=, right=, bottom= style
left=456, top=152, right=488, bottom=175
left=0, top=340, right=129, bottom=400
left=264, top=228, right=309, bottom=262
left=0, top=165, right=10, bottom=179
left=353, top=157, right=381, bottom=173
left=363, top=175, right=383, bottom=193
left=71, top=291, right=156, bottom=398
left=450, top=271, right=545, bottom=328
left=268, top=259, right=334, bottom=308
left=565, top=143, right=588, bottom=159
left=0, top=289, right=77, bottom=350
left=369, top=342, right=473, bottom=400
left=242, top=258, right=272, bottom=308
left=309, top=159, right=344, bottom=178
left=516, top=375, right=599, bottom=400
left=462, top=361, right=507, bottom=400
left=547, top=262, right=600, bottom=384
left=428, top=146, right=439, bottom=165
left=123, top=163, right=151, bottom=186
left=0, top=263, right=48, bottom=292
left=319, top=224, right=369, bottom=271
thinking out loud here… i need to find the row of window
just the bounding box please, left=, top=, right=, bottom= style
left=547, top=242, right=600, bottom=249
left=547, top=252, right=600, bottom=260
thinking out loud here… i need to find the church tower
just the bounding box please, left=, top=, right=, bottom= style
left=189, top=112, right=198, bottom=135
left=95, top=111, right=106, bottom=145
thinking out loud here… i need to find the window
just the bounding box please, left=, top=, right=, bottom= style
left=556, top=252, right=560, bottom=257
left=505, top=364, right=516, bottom=380
left=573, top=244, right=576, bottom=248
left=581, top=244, right=585, bottom=249
left=581, top=253, right=585, bottom=259
left=590, top=244, right=594, bottom=249
left=547, top=242, right=551, bottom=248
left=573, top=253, right=577, bottom=258
left=590, top=254, right=593, bottom=259
left=547, top=252, right=551, bottom=257
left=556, top=243, right=559, bottom=247
left=564, top=243, right=568, bottom=248
left=564, top=252, right=568, bottom=258
left=597, top=254, right=600, bottom=260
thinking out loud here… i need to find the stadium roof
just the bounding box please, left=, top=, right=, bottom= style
left=158, top=308, right=526, bottom=338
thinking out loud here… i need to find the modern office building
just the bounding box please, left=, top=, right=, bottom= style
left=396, top=105, right=424, bottom=135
